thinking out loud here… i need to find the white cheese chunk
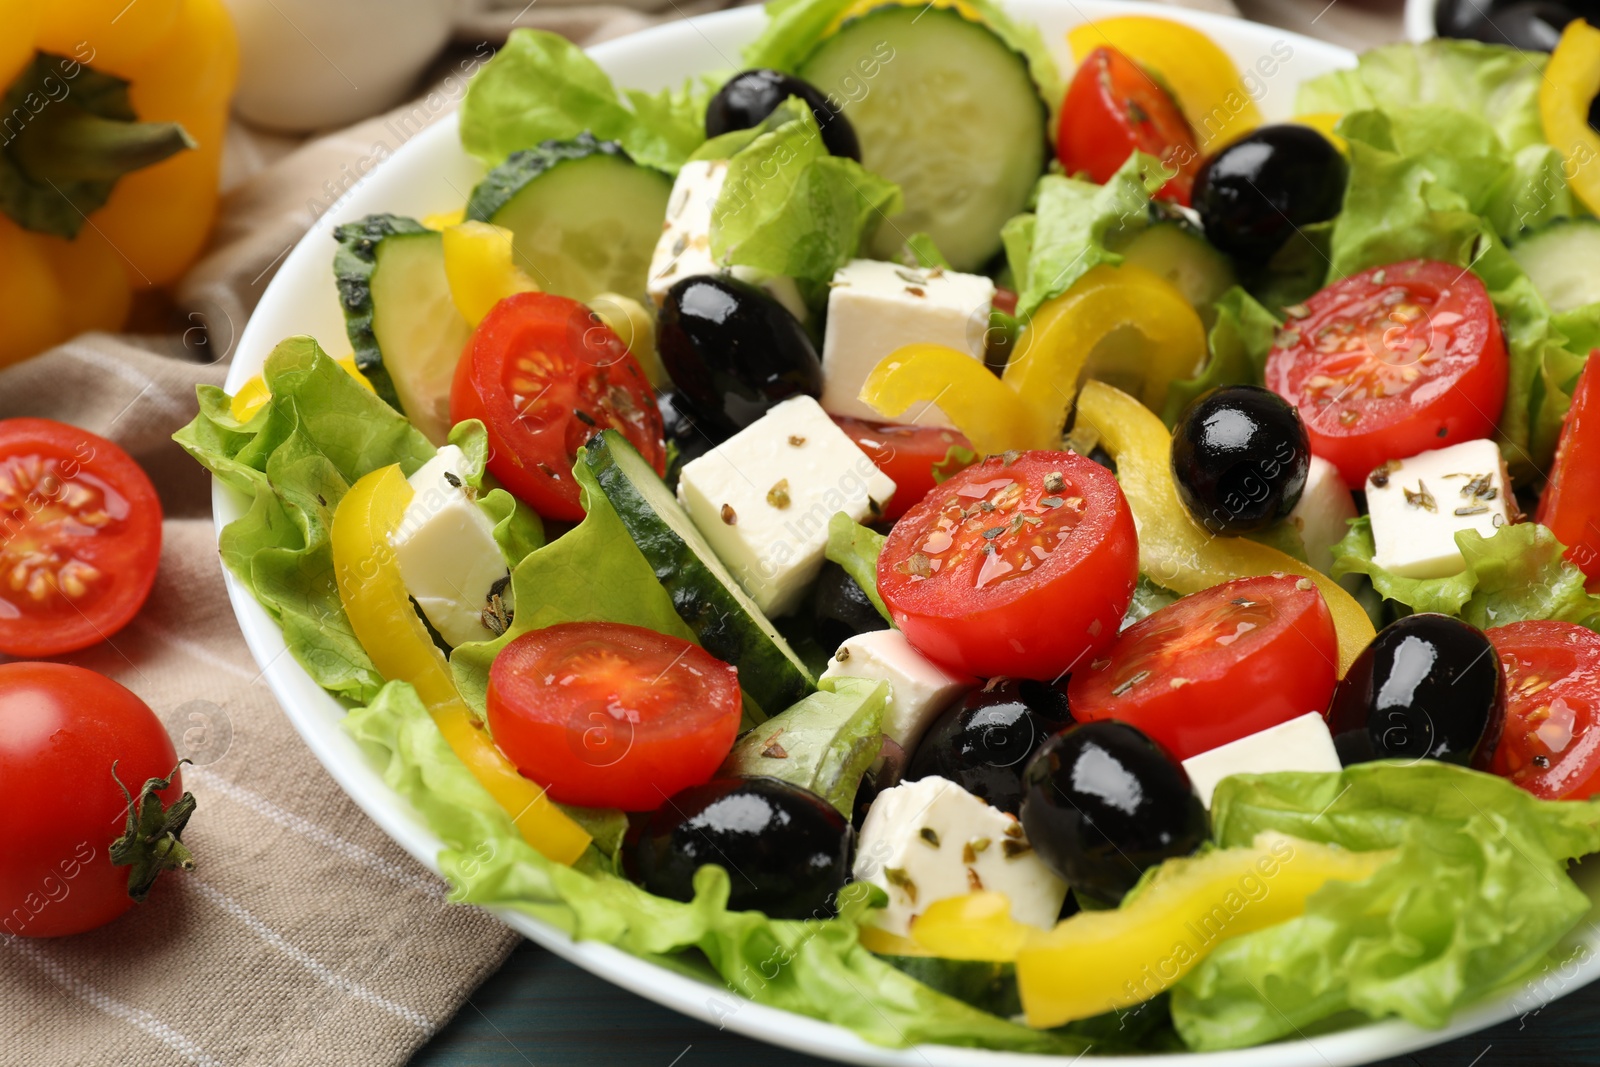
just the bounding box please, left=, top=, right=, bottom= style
left=389, top=445, right=510, bottom=647
left=676, top=396, right=896, bottom=617
left=1287, top=455, right=1357, bottom=576
left=853, top=776, right=1067, bottom=938
left=645, top=159, right=808, bottom=322
left=819, top=630, right=975, bottom=753
left=1365, top=438, right=1512, bottom=579
left=1181, top=712, right=1343, bottom=808
left=819, top=258, right=995, bottom=427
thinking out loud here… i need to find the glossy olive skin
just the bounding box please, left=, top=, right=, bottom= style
left=1436, top=0, right=1585, bottom=49
left=658, top=275, right=823, bottom=439
left=1020, top=721, right=1206, bottom=904
left=812, top=562, right=890, bottom=653
left=626, top=777, right=852, bottom=919
left=705, top=69, right=862, bottom=161
left=906, top=680, right=1074, bottom=815
left=1327, top=614, right=1506, bottom=769
left=659, top=392, right=714, bottom=487
left=1193, top=125, right=1348, bottom=264
left=1171, top=385, right=1311, bottom=535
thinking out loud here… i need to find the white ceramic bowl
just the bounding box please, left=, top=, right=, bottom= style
left=1405, top=0, right=1437, bottom=43
left=214, top=3, right=1600, bottom=1062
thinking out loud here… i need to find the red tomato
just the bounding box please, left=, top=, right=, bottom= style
left=450, top=293, right=666, bottom=522
left=1070, top=575, right=1338, bottom=760
left=833, top=417, right=974, bottom=521
left=486, top=622, right=742, bottom=811
left=1058, top=46, right=1200, bottom=205
left=0, top=663, right=189, bottom=938
left=0, top=418, right=162, bottom=657
left=1488, top=620, right=1600, bottom=800
left=1537, top=353, right=1600, bottom=584
left=993, top=287, right=1020, bottom=318
left=877, top=451, right=1138, bottom=680
left=1264, top=260, right=1508, bottom=488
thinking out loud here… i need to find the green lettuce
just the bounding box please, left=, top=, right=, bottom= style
left=1330, top=517, right=1600, bottom=627
left=344, top=679, right=1086, bottom=1055
left=1003, top=153, right=1167, bottom=318
left=1173, top=762, right=1600, bottom=1049
left=459, top=29, right=712, bottom=172
left=1161, top=287, right=1280, bottom=424
left=721, top=676, right=887, bottom=816
left=709, top=102, right=902, bottom=285
left=825, top=512, right=890, bottom=623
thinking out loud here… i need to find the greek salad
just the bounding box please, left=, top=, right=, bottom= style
left=180, top=2, right=1600, bottom=1055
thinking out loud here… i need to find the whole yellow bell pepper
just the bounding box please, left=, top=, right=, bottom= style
left=332, top=464, right=592, bottom=866
left=1543, top=20, right=1600, bottom=216
left=0, top=0, right=238, bottom=367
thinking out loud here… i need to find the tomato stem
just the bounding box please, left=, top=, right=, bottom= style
left=108, top=760, right=197, bottom=902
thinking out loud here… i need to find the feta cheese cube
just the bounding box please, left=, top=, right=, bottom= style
left=819, top=258, right=995, bottom=427
left=677, top=396, right=896, bottom=617
left=1287, top=455, right=1357, bottom=575
left=1365, top=438, right=1512, bottom=579
left=646, top=159, right=808, bottom=322
left=1181, top=712, right=1342, bottom=808
left=389, top=445, right=511, bottom=647
left=853, top=776, right=1067, bottom=937
left=819, top=630, right=975, bottom=753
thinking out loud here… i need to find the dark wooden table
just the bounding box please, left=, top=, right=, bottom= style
left=411, top=940, right=1600, bottom=1066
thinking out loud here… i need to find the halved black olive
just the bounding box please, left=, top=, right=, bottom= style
left=905, top=678, right=1073, bottom=814
left=706, top=69, right=861, bottom=161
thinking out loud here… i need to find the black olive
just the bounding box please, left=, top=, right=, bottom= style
left=1327, top=613, right=1506, bottom=769
left=1171, top=385, right=1311, bottom=535
left=905, top=679, right=1074, bottom=814
left=1020, top=721, right=1206, bottom=905
left=1193, top=125, right=1347, bottom=264
left=1437, top=0, right=1576, bottom=49
left=705, top=69, right=861, bottom=161
left=658, top=275, right=823, bottom=439
left=812, top=561, right=889, bottom=652
left=659, top=392, right=714, bottom=487
left=626, top=777, right=852, bottom=919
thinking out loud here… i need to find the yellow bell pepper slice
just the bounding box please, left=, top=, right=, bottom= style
left=859, top=343, right=1055, bottom=455
left=824, top=0, right=982, bottom=35
left=856, top=924, right=937, bottom=957
left=1543, top=20, right=1600, bottom=216
left=1004, top=263, right=1205, bottom=431
left=423, top=207, right=467, bottom=231
left=331, top=465, right=591, bottom=866
left=1293, top=111, right=1347, bottom=153
left=1076, top=379, right=1374, bottom=675
left=1067, top=16, right=1262, bottom=149
left=442, top=221, right=540, bottom=327
left=590, top=291, right=667, bottom=390
left=229, top=356, right=372, bottom=423
left=906, top=891, right=1036, bottom=961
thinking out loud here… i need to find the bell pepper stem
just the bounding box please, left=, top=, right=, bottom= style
left=11, top=105, right=195, bottom=184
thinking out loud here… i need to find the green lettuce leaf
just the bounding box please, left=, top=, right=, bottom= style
left=1330, top=517, right=1600, bottom=628
left=459, top=29, right=709, bottom=172
left=343, top=678, right=1086, bottom=1055
left=825, top=512, right=890, bottom=623
left=1003, top=153, right=1167, bottom=318
left=1162, top=287, right=1281, bottom=424
left=721, top=676, right=888, bottom=816
left=710, top=102, right=902, bottom=284
left=1173, top=762, right=1600, bottom=1049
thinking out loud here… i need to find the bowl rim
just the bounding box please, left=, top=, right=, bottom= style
left=211, top=3, right=1600, bottom=1062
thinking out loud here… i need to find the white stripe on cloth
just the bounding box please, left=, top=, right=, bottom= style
left=56, top=343, right=194, bottom=422
left=185, top=768, right=447, bottom=900
left=189, top=882, right=434, bottom=1031
left=4, top=939, right=226, bottom=1067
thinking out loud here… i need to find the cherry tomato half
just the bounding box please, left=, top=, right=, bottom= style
left=833, top=417, right=974, bottom=521
left=0, top=663, right=184, bottom=937
left=1488, top=620, right=1600, bottom=800
left=877, top=451, right=1138, bottom=680
left=1059, top=46, right=1200, bottom=206
left=1265, top=260, right=1508, bottom=488
left=486, top=622, right=742, bottom=811
left=1537, top=352, right=1600, bottom=584
left=0, top=418, right=162, bottom=657
left=1070, top=574, right=1339, bottom=761
left=451, top=292, right=666, bottom=522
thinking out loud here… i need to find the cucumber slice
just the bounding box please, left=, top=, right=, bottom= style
left=1116, top=218, right=1237, bottom=327
left=466, top=133, right=672, bottom=308
left=1511, top=217, right=1600, bottom=313
left=798, top=7, right=1047, bottom=272
left=334, top=214, right=471, bottom=445
left=582, top=429, right=815, bottom=712
left=878, top=956, right=1021, bottom=1018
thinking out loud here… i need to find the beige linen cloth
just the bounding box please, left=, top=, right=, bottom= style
left=0, top=0, right=1286, bottom=1063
